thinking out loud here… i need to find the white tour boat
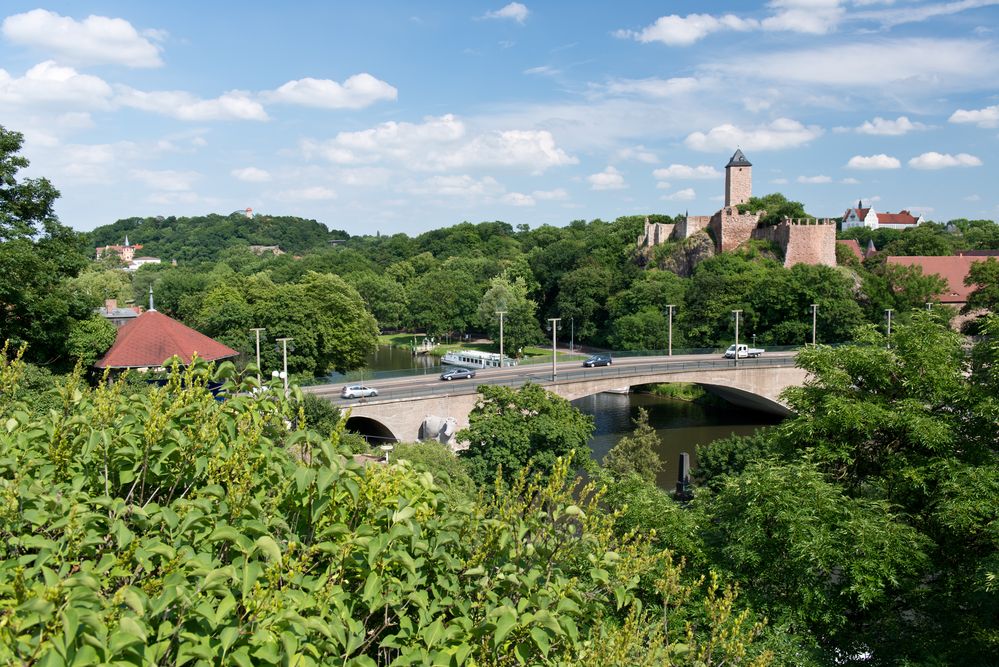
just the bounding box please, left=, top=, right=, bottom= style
left=440, top=349, right=517, bottom=369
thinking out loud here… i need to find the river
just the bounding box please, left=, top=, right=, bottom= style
left=349, top=345, right=783, bottom=488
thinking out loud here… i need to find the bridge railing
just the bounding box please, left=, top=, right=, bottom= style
left=318, top=354, right=800, bottom=403
left=311, top=345, right=812, bottom=385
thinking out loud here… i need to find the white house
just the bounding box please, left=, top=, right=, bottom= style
left=842, top=201, right=923, bottom=231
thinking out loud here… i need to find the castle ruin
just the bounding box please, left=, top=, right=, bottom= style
left=638, top=150, right=837, bottom=268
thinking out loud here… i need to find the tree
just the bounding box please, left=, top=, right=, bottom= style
left=882, top=223, right=955, bottom=256
left=602, top=407, right=664, bottom=483
left=67, top=269, right=134, bottom=306
left=737, top=193, right=811, bottom=226
left=0, top=126, right=92, bottom=367
left=555, top=264, right=613, bottom=341
left=965, top=257, right=999, bottom=314
left=476, top=274, right=540, bottom=356
left=406, top=267, right=482, bottom=337
left=66, top=315, right=118, bottom=368
left=344, top=271, right=408, bottom=329
left=457, top=383, right=594, bottom=485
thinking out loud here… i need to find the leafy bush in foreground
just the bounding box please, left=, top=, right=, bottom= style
left=0, top=352, right=769, bottom=666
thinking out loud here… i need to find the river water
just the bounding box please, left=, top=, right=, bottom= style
left=573, top=392, right=782, bottom=488
left=351, top=345, right=783, bottom=487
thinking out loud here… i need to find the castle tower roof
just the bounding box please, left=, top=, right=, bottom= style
left=726, top=149, right=752, bottom=167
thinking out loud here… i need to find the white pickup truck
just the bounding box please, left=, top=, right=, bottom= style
left=724, top=344, right=764, bottom=359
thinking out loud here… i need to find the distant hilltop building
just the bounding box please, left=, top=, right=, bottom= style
left=96, top=236, right=141, bottom=263
left=638, top=150, right=837, bottom=267
left=95, top=237, right=162, bottom=271
left=249, top=244, right=285, bottom=255
left=842, top=201, right=923, bottom=231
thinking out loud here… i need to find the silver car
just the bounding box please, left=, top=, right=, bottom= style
left=341, top=384, right=378, bottom=399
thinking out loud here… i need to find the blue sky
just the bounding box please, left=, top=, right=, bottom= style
left=2, top=1, right=998, bottom=236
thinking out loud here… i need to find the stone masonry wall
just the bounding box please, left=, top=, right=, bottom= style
left=725, top=166, right=752, bottom=207
left=673, top=215, right=712, bottom=240
left=638, top=221, right=675, bottom=247
left=752, top=220, right=836, bottom=267
left=710, top=208, right=761, bottom=253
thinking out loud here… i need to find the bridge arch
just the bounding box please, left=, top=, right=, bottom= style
left=344, top=415, right=399, bottom=444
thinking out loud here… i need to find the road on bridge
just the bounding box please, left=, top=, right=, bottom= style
left=304, top=350, right=800, bottom=407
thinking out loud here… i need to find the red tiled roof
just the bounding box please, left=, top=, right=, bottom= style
left=837, top=239, right=863, bottom=260
left=876, top=211, right=919, bottom=225
left=95, top=310, right=238, bottom=368
left=843, top=207, right=870, bottom=221
left=886, top=255, right=992, bottom=304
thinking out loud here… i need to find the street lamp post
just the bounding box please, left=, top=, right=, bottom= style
left=732, top=309, right=742, bottom=367
left=275, top=337, right=293, bottom=396
left=570, top=317, right=574, bottom=354
left=250, top=328, right=265, bottom=385
left=666, top=304, right=675, bottom=357
left=496, top=310, right=506, bottom=365
left=548, top=317, right=561, bottom=382
left=811, top=304, right=819, bottom=346
left=885, top=309, right=893, bottom=349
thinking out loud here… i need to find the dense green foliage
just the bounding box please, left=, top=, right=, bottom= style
left=0, top=126, right=106, bottom=369
left=602, top=408, right=664, bottom=483
left=0, top=353, right=771, bottom=666
left=90, top=213, right=346, bottom=263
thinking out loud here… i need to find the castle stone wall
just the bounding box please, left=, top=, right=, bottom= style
left=710, top=208, right=761, bottom=252
left=752, top=220, right=836, bottom=267
left=725, top=166, right=752, bottom=207
left=638, top=221, right=675, bottom=247
left=673, top=215, right=711, bottom=240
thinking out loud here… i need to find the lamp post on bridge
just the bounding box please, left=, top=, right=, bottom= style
left=547, top=317, right=561, bottom=382
left=732, top=309, right=742, bottom=367
left=275, top=337, right=294, bottom=397
left=811, top=303, right=818, bottom=346
left=495, top=310, right=506, bottom=365
left=666, top=304, right=675, bottom=357
left=250, top=327, right=266, bottom=385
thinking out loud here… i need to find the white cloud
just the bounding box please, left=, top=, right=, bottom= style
left=532, top=188, right=569, bottom=201
left=797, top=175, right=832, bottom=184
left=965, top=194, right=982, bottom=201
left=278, top=186, right=337, bottom=201
left=616, top=13, right=756, bottom=46
left=853, top=0, right=999, bottom=29
left=524, top=65, right=560, bottom=76
left=503, top=192, right=535, bottom=206
left=605, top=77, right=702, bottom=98
left=116, top=86, right=268, bottom=121
left=908, top=152, right=983, bottom=169
left=949, top=104, right=999, bottom=128
left=0, top=61, right=113, bottom=109
left=716, top=39, right=999, bottom=90
left=847, top=154, right=901, bottom=169
left=685, top=118, right=823, bottom=151
left=652, top=164, right=722, bottom=180
left=303, top=114, right=575, bottom=172
left=231, top=167, right=271, bottom=182
left=2, top=9, right=163, bottom=67
left=841, top=177, right=860, bottom=184
left=771, top=178, right=789, bottom=184
left=130, top=169, right=200, bottom=192
left=588, top=166, right=626, bottom=190
left=856, top=116, right=927, bottom=135
left=265, top=73, right=397, bottom=109
left=408, top=175, right=504, bottom=198
left=483, top=3, right=529, bottom=23
left=661, top=187, right=696, bottom=201
left=615, top=145, right=659, bottom=163
left=761, top=0, right=845, bottom=35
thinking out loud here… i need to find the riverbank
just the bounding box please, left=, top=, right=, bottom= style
left=644, top=382, right=729, bottom=407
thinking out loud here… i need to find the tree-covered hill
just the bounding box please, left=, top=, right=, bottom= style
left=89, top=213, right=349, bottom=262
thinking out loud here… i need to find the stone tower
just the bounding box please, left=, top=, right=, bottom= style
left=724, top=149, right=752, bottom=207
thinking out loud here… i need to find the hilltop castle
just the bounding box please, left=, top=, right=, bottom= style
left=639, top=150, right=837, bottom=268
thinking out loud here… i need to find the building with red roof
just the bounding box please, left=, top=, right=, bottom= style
left=886, top=255, right=989, bottom=308
left=842, top=201, right=924, bottom=231
left=95, top=309, right=238, bottom=369
left=837, top=239, right=863, bottom=261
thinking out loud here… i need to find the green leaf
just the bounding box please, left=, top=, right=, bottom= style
left=254, top=535, right=282, bottom=563
left=493, top=610, right=517, bottom=648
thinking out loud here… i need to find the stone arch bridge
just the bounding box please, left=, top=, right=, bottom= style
left=305, top=355, right=807, bottom=445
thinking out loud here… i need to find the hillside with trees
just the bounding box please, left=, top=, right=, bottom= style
left=89, top=213, right=348, bottom=262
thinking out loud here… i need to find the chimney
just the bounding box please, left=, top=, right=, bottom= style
left=104, top=298, right=117, bottom=312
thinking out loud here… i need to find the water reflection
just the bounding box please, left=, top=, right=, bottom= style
left=574, top=391, right=782, bottom=489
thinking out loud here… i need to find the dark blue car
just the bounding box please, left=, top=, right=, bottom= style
left=582, top=354, right=612, bottom=367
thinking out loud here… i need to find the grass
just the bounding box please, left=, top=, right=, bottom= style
left=647, top=382, right=727, bottom=406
